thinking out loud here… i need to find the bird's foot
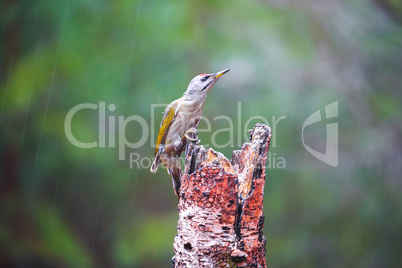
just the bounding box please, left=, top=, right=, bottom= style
left=184, top=128, right=200, bottom=144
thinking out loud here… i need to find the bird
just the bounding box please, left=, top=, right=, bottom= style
left=151, top=69, right=230, bottom=198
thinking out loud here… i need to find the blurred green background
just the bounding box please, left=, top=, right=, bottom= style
left=1, top=0, right=402, bottom=267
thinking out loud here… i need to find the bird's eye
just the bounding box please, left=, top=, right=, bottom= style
left=201, top=77, right=207, bottom=82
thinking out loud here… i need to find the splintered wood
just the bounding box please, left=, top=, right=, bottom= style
left=173, top=123, right=271, bottom=268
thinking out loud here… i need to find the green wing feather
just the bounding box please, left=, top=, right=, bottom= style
left=155, top=100, right=179, bottom=155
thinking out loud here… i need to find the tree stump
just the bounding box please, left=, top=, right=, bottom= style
left=173, top=123, right=271, bottom=268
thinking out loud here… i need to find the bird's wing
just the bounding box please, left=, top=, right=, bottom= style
left=155, top=99, right=180, bottom=155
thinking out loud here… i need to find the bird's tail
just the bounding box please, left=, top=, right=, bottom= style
left=167, top=166, right=182, bottom=199
left=154, top=154, right=182, bottom=198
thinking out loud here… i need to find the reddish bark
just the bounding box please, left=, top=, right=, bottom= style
left=173, top=123, right=271, bottom=267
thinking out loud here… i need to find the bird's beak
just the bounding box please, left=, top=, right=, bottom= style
left=213, top=68, right=230, bottom=79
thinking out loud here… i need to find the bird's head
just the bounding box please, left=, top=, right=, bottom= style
left=183, top=69, right=230, bottom=98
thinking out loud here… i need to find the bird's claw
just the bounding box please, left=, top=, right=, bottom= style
left=184, top=133, right=197, bottom=141
left=184, top=128, right=200, bottom=144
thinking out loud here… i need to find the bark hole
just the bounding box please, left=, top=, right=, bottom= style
left=184, top=243, right=192, bottom=251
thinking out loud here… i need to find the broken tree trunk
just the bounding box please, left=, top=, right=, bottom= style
left=172, top=123, right=271, bottom=268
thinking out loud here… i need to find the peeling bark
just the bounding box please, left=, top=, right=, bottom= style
left=173, top=123, right=271, bottom=268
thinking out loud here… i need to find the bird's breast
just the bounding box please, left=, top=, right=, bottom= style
left=164, top=101, right=204, bottom=148
left=180, top=101, right=204, bottom=128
